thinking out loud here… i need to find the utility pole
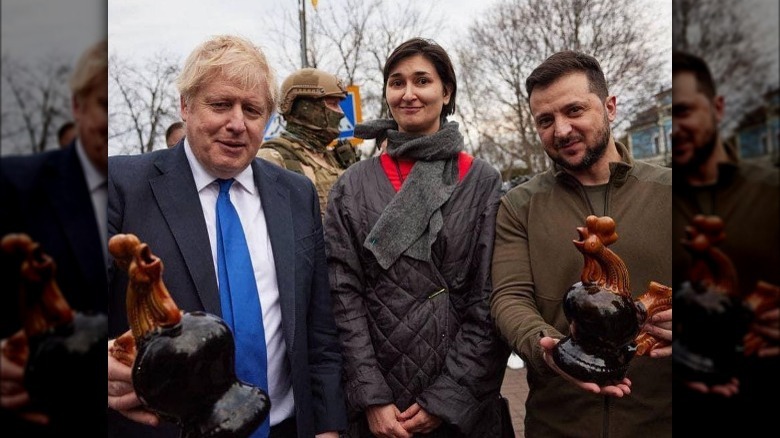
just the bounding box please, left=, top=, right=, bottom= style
left=298, top=0, right=308, bottom=68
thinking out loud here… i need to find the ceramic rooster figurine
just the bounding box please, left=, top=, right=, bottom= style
left=108, top=233, right=181, bottom=365
left=673, top=215, right=746, bottom=384
left=552, top=216, right=672, bottom=385
left=108, top=233, right=270, bottom=438
left=0, top=233, right=106, bottom=432
left=674, top=215, right=779, bottom=383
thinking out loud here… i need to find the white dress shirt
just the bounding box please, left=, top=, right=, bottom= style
left=74, top=139, right=108, bottom=265
left=184, top=140, right=295, bottom=426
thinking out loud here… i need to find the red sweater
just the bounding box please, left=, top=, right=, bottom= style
left=380, top=151, right=474, bottom=192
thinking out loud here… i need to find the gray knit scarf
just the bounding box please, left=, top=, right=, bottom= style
left=355, top=119, right=463, bottom=269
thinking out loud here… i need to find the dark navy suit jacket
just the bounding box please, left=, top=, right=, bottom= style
left=106, top=143, right=347, bottom=437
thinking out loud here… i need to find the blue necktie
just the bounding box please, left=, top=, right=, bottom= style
left=215, top=178, right=270, bottom=438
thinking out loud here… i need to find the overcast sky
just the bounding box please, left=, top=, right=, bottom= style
left=1, top=0, right=106, bottom=65
left=103, top=0, right=673, bottom=154
left=105, top=0, right=510, bottom=154
left=107, top=0, right=505, bottom=75
left=106, top=0, right=674, bottom=87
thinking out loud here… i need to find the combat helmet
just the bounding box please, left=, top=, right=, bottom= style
left=278, top=68, right=347, bottom=115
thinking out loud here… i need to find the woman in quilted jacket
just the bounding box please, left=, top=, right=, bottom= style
left=324, top=37, right=512, bottom=438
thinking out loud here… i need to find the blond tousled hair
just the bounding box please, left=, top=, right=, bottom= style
left=69, top=38, right=108, bottom=99
left=176, top=35, right=278, bottom=114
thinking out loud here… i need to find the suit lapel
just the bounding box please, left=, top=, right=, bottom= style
left=149, top=147, right=221, bottom=315
left=46, top=148, right=107, bottom=309
left=254, top=160, right=296, bottom=348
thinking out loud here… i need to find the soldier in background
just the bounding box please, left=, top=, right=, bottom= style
left=57, top=121, right=77, bottom=149
left=164, top=121, right=185, bottom=148
left=258, top=68, right=357, bottom=214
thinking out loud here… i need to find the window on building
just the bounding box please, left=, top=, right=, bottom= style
left=761, top=133, right=768, bottom=154
left=653, top=134, right=660, bottom=155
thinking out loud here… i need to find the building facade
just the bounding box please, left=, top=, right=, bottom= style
left=626, top=88, right=672, bottom=166
left=734, top=89, right=780, bottom=166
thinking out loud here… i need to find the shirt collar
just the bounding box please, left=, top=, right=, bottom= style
left=183, top=138, right=257, bottom=195
left=552, top=141, right=633, bottom=188
left=75, top=138, right=106, bottom=191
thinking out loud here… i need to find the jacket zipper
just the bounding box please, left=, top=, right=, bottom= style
left=428, top=288, right=446, bottom=299
left=574, top=181, right=597, bottom=216
left=573, top=172, right=612, bottom=438
left=430, top=252, right=450, bottom=351
left=572, top=174, right=613, bottom=217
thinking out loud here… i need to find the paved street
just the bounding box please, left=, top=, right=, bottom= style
left=501, top=366, right=529, bottom=437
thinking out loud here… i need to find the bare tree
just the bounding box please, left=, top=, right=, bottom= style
left=359, top=1, right=444, bottom=120
left=1, top=54, right=72, bottom=155
left=456, top=0, right=666, bottom=175
left=265, top=0, right=445, bottom=122
left=109, top=51, right=180, bottom=155
left=308, top=0, right=381, bottom=85
left=673, top=0, right=774, bottom=134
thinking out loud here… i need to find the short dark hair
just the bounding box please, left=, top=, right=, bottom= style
left=382, top=38, right=457, bottom=119
left=165, top=121, right=185, bottom=142
left=672, top=51, right=717, bottom=98
left=526, top=51, right=609, bottom=100
left=57, top=121, right=76, bottom=144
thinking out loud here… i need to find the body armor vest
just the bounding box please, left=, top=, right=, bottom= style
left=261, top=135, right=344, bottom=216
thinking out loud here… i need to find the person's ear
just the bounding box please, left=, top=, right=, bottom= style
left=443, top=85, right=452, bottom=105
left=604, top=95, right=617, bottom=122
left=180, top=96, right=188, bottom=121
left=712, top=95, right=725, bottom=123
left=71, top=95, right=81, bottom=118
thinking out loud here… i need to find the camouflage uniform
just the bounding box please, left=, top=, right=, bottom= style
left=261, top=133, right=355, bottom=216
left=258, top=68, right=357, bottom=215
